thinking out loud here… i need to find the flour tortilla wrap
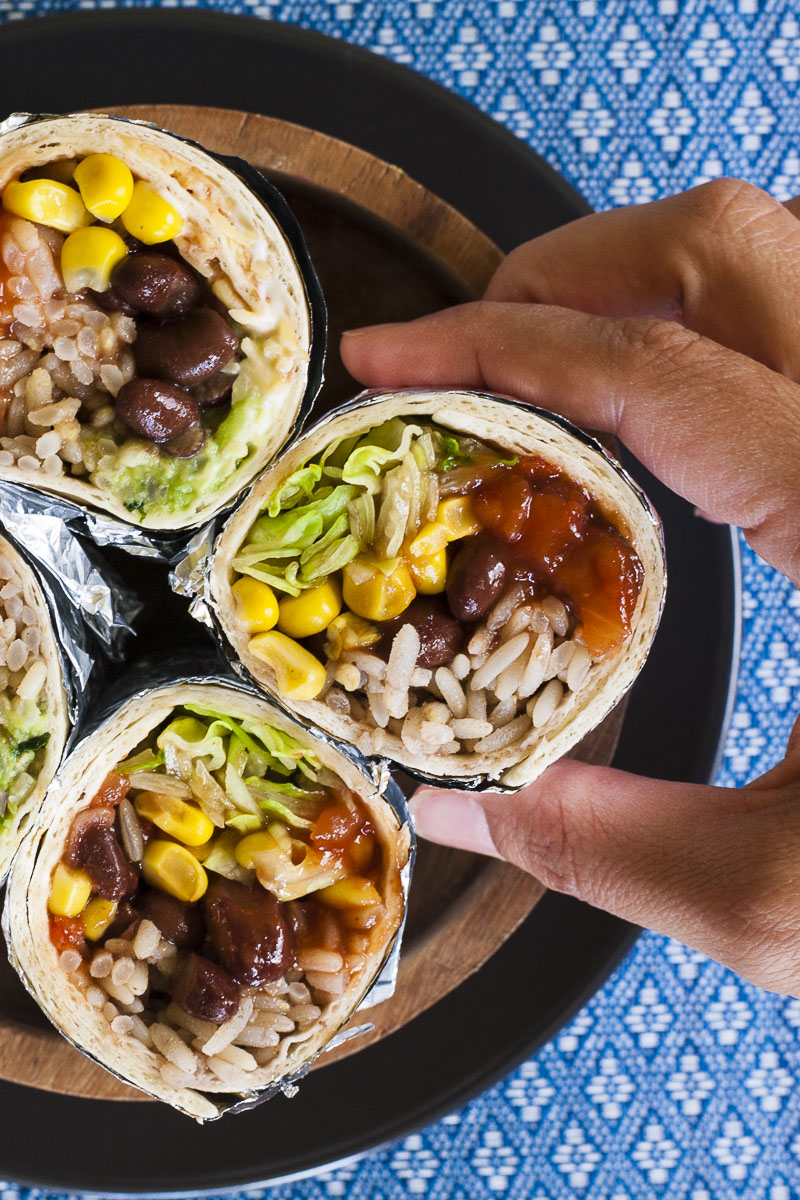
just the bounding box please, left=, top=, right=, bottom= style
left=0, top=532, right=68, bottom=880
left=208, top=390, right=666, bottom=789
left=0, top=113, right=319, bottom=531
left=4, top=682, right=409, bottom=1121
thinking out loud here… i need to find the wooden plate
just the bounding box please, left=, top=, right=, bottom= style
left=0, top=106, right=627, bottom=1100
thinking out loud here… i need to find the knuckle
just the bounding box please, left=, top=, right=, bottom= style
left=612, top=316, right=705, bottom=370
left=682, top=177, right=779, bottom=236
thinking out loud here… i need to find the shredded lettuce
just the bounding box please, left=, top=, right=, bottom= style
left=233, top=419, right=459, bottom=594
left=249, top=821, right=347, bottom=901
left=203, top=829, right=253, bottom=883
left=157, top=717, right=226, bottom=771
left=116, top=747, right=165, bottom=773
left=438, top=433, right=473, bottom=472
left=226, top=813, right=262, bottom=834
left=245, top=777, right=325, bottom=830
left=184, top=704, right=320, bottom=777
left=266, top=463, right=323, bottom=517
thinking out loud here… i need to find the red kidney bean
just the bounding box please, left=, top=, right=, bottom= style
left=103, top=901, right=138, bottom=940
left=446, top=533, right=511, bottom=622
left=64, top=805, right=115, bottom=867
left=110, top=253, right=202, bottom=317
left=86, top=288, right=137, bottom=317
left=164, top=420, right=205, bottom=459
left=191, top=372, right=233, bottom=409
left=115, top=379, right=202, bottom=444
left=377, top=597, right=465, bottom=668
left=171, top=953, right=240, bottom=1024
left=134, top=308, right=238, bottom=387
left=203, top=876, right=295, bottom=987
left=72, top=823, right=138, bottom=902
left=137, top=889, right=204, bottom=950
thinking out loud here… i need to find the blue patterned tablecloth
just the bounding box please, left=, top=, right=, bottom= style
left=2, top=2, right=800, bottom=1197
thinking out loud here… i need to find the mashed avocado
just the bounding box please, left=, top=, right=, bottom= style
left=93, top=332, right=294, bottom=522
left=0, top=693, right=48, bottom=823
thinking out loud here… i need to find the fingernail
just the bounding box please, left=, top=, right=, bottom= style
left=409, top=789, right=498, bottom=857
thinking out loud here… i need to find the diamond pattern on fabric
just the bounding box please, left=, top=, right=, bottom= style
left=1, top=1, right=800, bottom=1197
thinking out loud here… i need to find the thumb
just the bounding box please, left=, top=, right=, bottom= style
left=411, top=759, right=800, bottom=995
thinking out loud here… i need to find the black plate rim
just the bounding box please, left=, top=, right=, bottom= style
left=0, top=13, right=741, bottom=1195
left=0, top=9, right=592, bottom=249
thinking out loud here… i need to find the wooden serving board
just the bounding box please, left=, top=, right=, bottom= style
left=0, top=106, right=626, bottom=1101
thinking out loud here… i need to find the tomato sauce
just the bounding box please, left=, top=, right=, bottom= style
left=469, top=456, right=643, bottom=659
left=311, top=802, right=376, bottom=874
left=49, top=914, right=85, bottom=951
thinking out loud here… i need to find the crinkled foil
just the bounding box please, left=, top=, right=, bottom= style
left=6, top=658, right=413, bottom=1119
left=0, top=113, right=326, bottom=560
left=173, top=388, right=668, bottom=794
left=0, top=480, right=139, bottom=729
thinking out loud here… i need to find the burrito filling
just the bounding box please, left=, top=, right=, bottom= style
left=0, top=547, right=49, bottom=824
left=0, top=152, right=298, bottom=520
left=228, top=418, right=644, bottom=760
left=48, top=705, right=384, bottom=1097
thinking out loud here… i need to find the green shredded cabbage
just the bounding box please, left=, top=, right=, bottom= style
left=116, top=748, right=165, bottom=773
left=157, top=717, right=227, bottom=771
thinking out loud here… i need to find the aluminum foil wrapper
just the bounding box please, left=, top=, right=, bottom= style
left=0, top=479, right=139, bottom=729
left=0, top=112, right=327, bottom=561
left=5, top=654, right=414, bottom=1118
left=172, top=388, right=668, bottom=794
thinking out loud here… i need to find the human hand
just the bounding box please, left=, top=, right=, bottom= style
left=340, top=179, right=800, bottom=996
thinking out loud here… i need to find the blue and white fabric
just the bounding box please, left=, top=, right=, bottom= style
left=2, top=2, right=800, bottom=1197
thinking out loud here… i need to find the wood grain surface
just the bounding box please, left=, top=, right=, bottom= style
left=0, top=106, right=624, bottom=1101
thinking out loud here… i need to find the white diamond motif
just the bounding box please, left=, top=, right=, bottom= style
left=472, top=1127, right=520, bottom=1193
left=633, top=1117, right=681, bottom=1185
left=624, top=981, right=673, bottom=1048
left=586, top=1049, right=635, bottom=1120
left=553, top=1121, right=601, bottom=1190
left=667, top=1049, right=715, bottom=1117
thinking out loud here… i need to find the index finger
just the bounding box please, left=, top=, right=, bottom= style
left=485, top=179, right=800, bottom=379
left=340, top=301, right=800, bottom=585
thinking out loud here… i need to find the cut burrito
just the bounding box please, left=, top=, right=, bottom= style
left=0, top=531, right=67, bottom=878
left=207, top=390, right=666, bottom=789
left=5, top=683, right=408, bottom=1121
left=0, top=113, right=320, bottom=530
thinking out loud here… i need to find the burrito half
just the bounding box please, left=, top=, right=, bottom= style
left=5, top=682, right=408, bottom=1120
left=0, top=113, right=319, bottom=530
left=208, top=390, right=666, bottom=788
left=0, top=531, right=67, bottom=878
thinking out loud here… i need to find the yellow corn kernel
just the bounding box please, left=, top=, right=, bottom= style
left=83, top=898, right=118, bottom=942
left=342, top=556, right=416, bottom=622
left=235, top=831, right=278, bottom=869
left=186, top=838, right=215, bottom=863
left=48, top=863, right=92, bottom=918
left=325, top=612, right=379, bottom=660
left=406, top=544, right=447, bottom=594
left=349, top=834, right=375, bottom=872
left=278, top=577, right=342, bottom=639
left=232, top=576, right=279, bottom=634
left=438, top=496, right=480, bottom=539
left=408, top=497, right=480, bottom=560
left=408, top=521, right=449, bottom=558
left=134, top=791, right=214, bottom=847
left=121, top=180, right=183, bottom=244
left=248, top=630, right=327, bottom=701
left=73, top=153, right=134, bottom=222
left=3, top=179, right=90, bottom=233
left=318, top=875, right=382, bottom=909
left=60, top=226, right=128, bottom=293
left=142, top=840, right=208, bottom=903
